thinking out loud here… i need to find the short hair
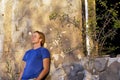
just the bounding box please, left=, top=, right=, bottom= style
left=34, top=31, right=45, bottom=47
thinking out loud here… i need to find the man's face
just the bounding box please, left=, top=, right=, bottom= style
left=31, top=32, right=41, bottom=44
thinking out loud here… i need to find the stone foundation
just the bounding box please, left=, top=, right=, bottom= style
left=48, top=57, right=120, bottom=80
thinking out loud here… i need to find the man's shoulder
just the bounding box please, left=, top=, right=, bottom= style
left=40, top=47, right=48, bottom=50
left=40, top=47, right=50, bottom=53
left=26, top=49, right=33, bottom=53
left=40, top=47, right=50, bottom=57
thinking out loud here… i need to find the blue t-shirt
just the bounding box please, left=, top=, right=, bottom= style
left=21, top=47, right=50, bottom=80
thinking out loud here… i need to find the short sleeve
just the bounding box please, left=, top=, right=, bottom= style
left=41, top=48, right=50, bottom=59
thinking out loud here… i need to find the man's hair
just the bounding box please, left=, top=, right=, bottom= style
left=34, top=31, right=45, bottom=47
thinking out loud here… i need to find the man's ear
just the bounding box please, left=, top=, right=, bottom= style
left=40, top=39, right=42, bottom=42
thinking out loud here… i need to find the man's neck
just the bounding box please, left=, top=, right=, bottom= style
left=33, top=43, right=41, bottom=49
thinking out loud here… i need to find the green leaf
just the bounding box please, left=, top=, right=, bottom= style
left=114, top=20, right=120, bottom=28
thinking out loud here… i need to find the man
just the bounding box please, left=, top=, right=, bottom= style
left=18, top=31, right=50, bottom=80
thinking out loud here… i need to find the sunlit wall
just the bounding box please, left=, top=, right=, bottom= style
left=0, top=0, right=88, bottom=79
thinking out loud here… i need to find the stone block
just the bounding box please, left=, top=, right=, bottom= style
left=99, top=61, right=120, bottom=80
left=117, top=54, right=120, bottom=57
left=94, top=58, right=108, bottom=72
left=63, top=62, right=84, bottom=80
left=107, top=58, right=117, bottom=66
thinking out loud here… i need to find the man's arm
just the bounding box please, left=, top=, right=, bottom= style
left=18, top=62, right=26, bottom=80
left=36, top=58, right=50, bottom=80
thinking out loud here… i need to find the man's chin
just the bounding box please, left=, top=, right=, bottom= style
left=32, top=42, right=38, bottom=44
left=32, top=42, right=36, bottom=44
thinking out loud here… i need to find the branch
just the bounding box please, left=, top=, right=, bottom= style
left=99, top=28, right=117, bottom=51
left=97, top=4, right=118, bottom=42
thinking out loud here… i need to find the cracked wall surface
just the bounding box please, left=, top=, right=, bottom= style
left=0, top=0, right=84, bottom=79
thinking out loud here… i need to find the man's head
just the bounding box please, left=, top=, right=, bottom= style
left=31, top=31, right=45, bottom=46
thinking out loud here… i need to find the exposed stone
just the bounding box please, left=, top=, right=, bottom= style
left=99, top=61, right=120, bottom=80
left=54, top=55, right=64, bottom=68
left=91, top=75, right=99, bottom=80
left=63, top=62, right=84, bottom=80
left=117, top=58, right=120, bottom=63
left=107, top=58, right=117, bottom=66
left=83, top=70, right=92, bottom=80
left=117, top=54, right=120, bottom=57
left=83, top=58, right=94, bottom=73
left=94, top=58, right=108, bottom=72
left=51, top=68, right=66, bottom=80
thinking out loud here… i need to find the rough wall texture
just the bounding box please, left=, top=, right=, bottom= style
left=0, top=1, right=119, bottom=80
left=0, top=0, right=84, bottom=79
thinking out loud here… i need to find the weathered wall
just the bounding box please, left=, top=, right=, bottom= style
left=0, top=1, right=119, bottom=80
left=0, top=0, right=84, bottom=79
